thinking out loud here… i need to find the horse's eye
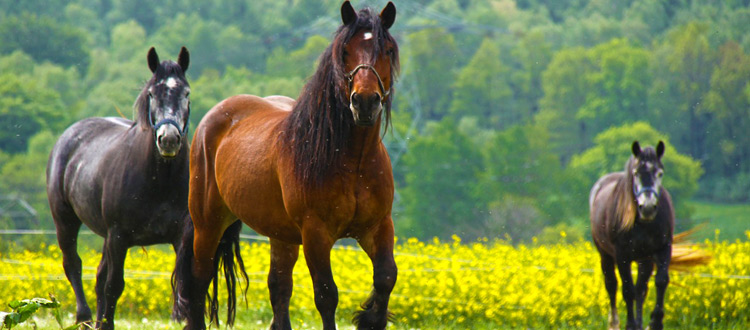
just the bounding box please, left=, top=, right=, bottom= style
left=657, top=172, right=663, bottom=178
left=387, top=48, right=394, bottom=56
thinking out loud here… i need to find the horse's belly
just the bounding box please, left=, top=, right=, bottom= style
left=215, top=161, right=301, bottom=243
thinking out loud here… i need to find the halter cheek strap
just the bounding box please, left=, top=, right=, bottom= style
left=345, top=64, right=390, bottom=104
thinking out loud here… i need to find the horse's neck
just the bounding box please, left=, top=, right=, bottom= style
left=350, top=121, right=383, bottom=155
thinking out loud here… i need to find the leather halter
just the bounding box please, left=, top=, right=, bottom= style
left=147, top=95, right=189, bottom=136
left=345, top=64, right=390, bottom=104
left=633, top=179, right=660, bottom=199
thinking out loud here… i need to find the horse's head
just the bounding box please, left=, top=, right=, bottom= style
left=338, top=1, right=399, bottom=127
left=630, top=140, right=665, bottom=221
left=144, top=46, right=190, bottom=158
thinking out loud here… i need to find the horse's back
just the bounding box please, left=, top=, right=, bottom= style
left=48, top=117, right=134, bottom=192
left=263, top=95, right=295, bottom=111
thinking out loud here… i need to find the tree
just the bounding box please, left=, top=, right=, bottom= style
left=702, top=42, right=750, bottom=179
left=0, top=73, right=65, bottom=153
left=266, top=35, right=330, bottom=80
left=399, top=118, right=483, bottom=240
left=537, top=39, right=651, bottom=163
left=0, top=13, right=90, bottom=71
left=0, top=131, right=58, bottom=229
left=450, top=37, right=515, bottom=129
left=401, top=27, right=461, bottom=122
left=535, top=46, right=593, bottom=162
left=477, top=124, right=571, bottom=241
left=577, top=39, right=651, bottom=135
left=649, top=22, right=715, bottom=162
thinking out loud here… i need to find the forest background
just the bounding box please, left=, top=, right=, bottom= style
left=1, top=0, right=749, bottom=244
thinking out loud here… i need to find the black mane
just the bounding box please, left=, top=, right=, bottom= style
left=282, top=7, right=400, bottom=187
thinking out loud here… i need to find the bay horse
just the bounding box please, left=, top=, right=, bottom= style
left=590, top=141, right=672, bottom=330
left=176, top=2, right=400, bottom=329
left=46, top=47, right=239, bottom=330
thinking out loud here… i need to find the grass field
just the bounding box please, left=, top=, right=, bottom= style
left=2, top=234, right=749, bottom=329
left=689, top=200, right=750, bottom=242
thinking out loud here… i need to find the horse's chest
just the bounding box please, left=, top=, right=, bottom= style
left=615, top=227, right=670, bottom=260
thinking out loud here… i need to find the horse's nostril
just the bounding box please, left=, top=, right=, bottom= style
left=351, top=92, right=360, bottom=107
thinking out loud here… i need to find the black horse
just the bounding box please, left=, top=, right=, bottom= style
left=46, top=47, right=196, bottom=330
left=589, top=141, right=672, bottom=330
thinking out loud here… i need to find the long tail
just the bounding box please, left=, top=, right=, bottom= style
left=209, top=220, right=248, bottom=326
left=171, top=218, right=248, bottom=326
left=670, top=228, right=712, bottom=272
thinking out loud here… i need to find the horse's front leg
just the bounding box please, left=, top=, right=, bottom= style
left=354, top=217, right=397, bottom=330
left=302, top=217, right=338, bottom=330
left=268, top=239, right=300, bottom=330
left=599, top=253, right=619, bottom=330
left=616, top=259, right=638, bottom=330
left=98, top=234, right=129, bottom=330
left=635, top=260, right=654, bottom=329
left=648, top=247, right=671, bottom=330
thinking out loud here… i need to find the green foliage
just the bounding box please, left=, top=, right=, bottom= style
left=0, top=295, right=75, bottom=330
left=0, top=13, right=90, bottom=71
left=401, top=27, right=461, bottom=122
left=400, top=118, right=483, bottom=239
left=0, top=0, right=748, bottom=241
left=450, top=38, right=514, bottom=129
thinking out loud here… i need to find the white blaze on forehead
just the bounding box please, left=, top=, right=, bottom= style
left=363, top=32, right=373, bottom=40
left=165, top=77, right=178, bottom=88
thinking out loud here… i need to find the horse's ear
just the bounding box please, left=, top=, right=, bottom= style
left=631, top=141, right=642, bottom=158
left=380, top=2, right=396, bottom=30
left=341, top=1, right=357, bottom=25
left=147, top=47, right=159, bottom=73
left=178, top=46, right=190, bottom=73
left=656, top=140, right=665, bottom=158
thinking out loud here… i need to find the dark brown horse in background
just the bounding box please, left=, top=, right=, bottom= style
left=590, top=141, right=710, bottom=330
left=175, top=2, right=399, bottom=329
left=47, top=47, right=192, bottom=330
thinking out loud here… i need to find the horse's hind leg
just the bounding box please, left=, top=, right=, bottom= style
left=51, top=205, right=92, bottom=323
left=268, top=239, right=299, bottom=330
left=354, top=218, right=397, bottom=330
left=599, top=253, right=619, bottom=330
left=301, top=217, right=338, bottom=330
left=635, top=260, right=654, bottom=329
left=648, top=248, right=671, bottom=330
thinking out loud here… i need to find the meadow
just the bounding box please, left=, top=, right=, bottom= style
left=1, top=234, right=749, bottom=329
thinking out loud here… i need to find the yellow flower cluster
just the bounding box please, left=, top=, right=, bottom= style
left=1, top=235, right=748, bottom=328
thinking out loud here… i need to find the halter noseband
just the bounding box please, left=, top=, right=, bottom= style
left=147, top=95, right=189, bottom=136
left=633, top=179, right=660, bottom=199
left=345, top=64, right=390, bottom=104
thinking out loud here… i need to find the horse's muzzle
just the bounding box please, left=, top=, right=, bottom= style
left=156, top=124, right=182, bottom=158
left=350, top=92, right=382, bottom=127
left=638, top=203, right=658, bottom=221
